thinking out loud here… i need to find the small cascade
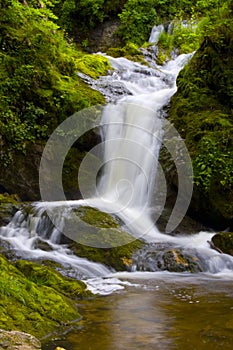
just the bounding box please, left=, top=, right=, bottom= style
left=149, top=24, right=164, bottom=43
left=0, top=206, right=111, bottom=279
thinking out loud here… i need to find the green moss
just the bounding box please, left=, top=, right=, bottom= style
left=14, top=260, right=91, bottom=299
left=70, top=237, right=143, bottom=271
left=68, top=206, right=144, bottom=270
left=0, top=1, right=107, bottom=168
left=75, top=206, right=120, bottom=229
left=0, top=194, right=20, bottom=204
left=0, top=255, right=91, bottom=339
left=75, top=54, right=112, bottom=79
left=107, top=43, right=148, bottom=65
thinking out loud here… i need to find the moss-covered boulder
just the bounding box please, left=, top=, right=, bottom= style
left=168, top=15, right=233, bottom=230
left=0, top=255, right=90, bottom=339
left=106, top=43, right=148, bottom=65
left=211, top=232, right=233, bottom=256
left=0, top=329, right=41, bottom=350
left=14, top=260, right=91, bottom=299
left=63, top=206, right=144, bottom=271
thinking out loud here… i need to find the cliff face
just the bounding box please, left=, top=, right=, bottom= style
left=169, top=19, right=233, bottom=229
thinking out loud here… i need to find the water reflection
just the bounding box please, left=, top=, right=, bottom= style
left=43, top=277, right=233, bottom=350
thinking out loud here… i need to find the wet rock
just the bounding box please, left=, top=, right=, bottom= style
left=78, top=72, right=133, bottom=103
left=133, top=243, right=202, bottom=273
left=88, top=19, right=121, bottom=53
left=0, top=238, right=19, bottom=261
left=33, top=238, right=53, bottom=252
left=0, top=329, right=41, bottom=350
left=211, top=232, right=233, bottom=256
left=0, top=194, right=20, bottom=226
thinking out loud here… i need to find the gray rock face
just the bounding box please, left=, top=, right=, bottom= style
left=0, top=329, right=41, bottom=350
left=88, top=19, right=121, bottom=53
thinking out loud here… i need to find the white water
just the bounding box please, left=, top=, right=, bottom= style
left=149, top=24, right=164, bottom=43
left=1, top=25, right=233, bottom=294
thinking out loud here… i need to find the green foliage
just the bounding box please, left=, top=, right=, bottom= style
left=0, top=0, right=108, bottom=165
left=157, top=20, right=200, bottom=58
left=169, top=2, right=233, bottom=224
left=194, top=135, right=233, bottom=191
left=56, top=0, right=127, bottom=32
left=118, top=0, right=158, bottom=45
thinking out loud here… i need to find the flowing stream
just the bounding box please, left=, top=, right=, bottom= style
left=1, top=25, right=233, bottom=349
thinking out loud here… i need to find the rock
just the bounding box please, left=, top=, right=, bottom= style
left=0, top=254, right=88, bottom=338
left=1, top=144, right=44, bottom=201
left=88, top=19, right=121, bottom=53
left=62, top=206, right=144, bottom=271
left=133, top=243, right=202, bottom=273
left=162, top=249, right=201, bottom=273
left=211, top=232, right=233, bottom=256
left=0, top=194, right=20, bottom=226
left=0, top=329, right=41, bottom=349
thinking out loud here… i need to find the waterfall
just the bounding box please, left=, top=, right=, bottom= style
left=85, top=50, right=194, bottom=240
left=1, top=25, right=233, bottom=289
left=149, top=24, right=164, bottom=43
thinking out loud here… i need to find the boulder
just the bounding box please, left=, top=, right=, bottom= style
left=133, top=243, right=202, bottom=273
left=211, top=232, right=233, bottom=256
left=0, top=329, right=41, bottom=350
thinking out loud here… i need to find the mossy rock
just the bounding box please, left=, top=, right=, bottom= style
left=14, top=260, right=91, bottom=299
left=0, top=255, right=90, bottom=339
left=106, top=43, right=148, bottom=65
left=64, top=206, right=144, bottom=271
left=212, top=232, right=233, bottom=256
left=0, top=194, right=20, bottom=226
left=75, top=54, right=112, bottom=79
left=74, top=206, right=120, bottom=229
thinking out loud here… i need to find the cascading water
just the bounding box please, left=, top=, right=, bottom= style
left=1, top=25, right=233, bottom=294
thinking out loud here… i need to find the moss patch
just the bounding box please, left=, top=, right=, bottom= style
left=66, top=206, right=144, bottom=271
left=106, top=43, right=148, bottom=65
left=75, top=54, right=112, bottom=79
left=0, top=255, right=90, bottom=339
